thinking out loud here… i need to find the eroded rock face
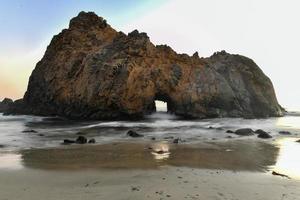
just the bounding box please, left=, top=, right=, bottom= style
left=17, top=11, right=283, bottom=119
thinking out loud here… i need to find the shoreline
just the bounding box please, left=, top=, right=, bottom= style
left=0, top=137, right=300, bottom=200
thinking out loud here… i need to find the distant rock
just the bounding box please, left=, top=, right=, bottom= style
left=127, top=130, right=143, bottom=138
left=226, top=130, right=234, bottom=133
left=257, top=132, right=272, bottom=139
left=0, top=98, right=13, bottom=113
left=234, top=128, right=255, bottom=136
left=173, top=138, right=180, bottom=144
left=296, top=139, right=300, bottom=143
left=88, top=138, right=96, bottom=143
left=7, top=11, right=284, bottom=119
left=63, top=139, right=76, bottom=144
left=76, top=136, right=87, bottom=144
left=254, top=129, right=268, bottom=135
left=279, top=131, right=291, bottom=135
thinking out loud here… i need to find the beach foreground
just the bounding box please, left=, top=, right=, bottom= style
left=1, top=139, right=300, bottom=200
left=1, top=166, right=300, bottom=200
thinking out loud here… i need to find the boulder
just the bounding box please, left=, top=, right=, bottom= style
left=254, top=129, right=268, bottom=135
left=257, top=132, right=272, bottom=139
left=88, top=138, right=96, bottom=143
left=235, top=128, right=255, bottom=136
left=226, top=130, right=234, bottom=133
left=76, top=136, right=87, bottom=144
left=127, top=130, right=143, bottom=138
left=173, top=138, right=180, bottom=144
left=0, top=98, right=13, bottom=112
left=9, top=12, right=283, bottom=120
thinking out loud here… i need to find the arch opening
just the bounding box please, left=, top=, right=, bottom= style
left=155, top=100, right=167, bottom=112
left=152, top=93, right=174, bottom=113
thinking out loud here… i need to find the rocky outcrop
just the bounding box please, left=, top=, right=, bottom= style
left=11, top=11, right=283, bottom=119
left=0, top=98, right=13, bottom=113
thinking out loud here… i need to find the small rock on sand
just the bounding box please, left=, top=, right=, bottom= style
left=257, top=132, right=272, bottom=139
left=226, top=130, right=234, bottom=133
left=76, top=136, right=88, bottom=144
left=88, top=138, right=96, bottom=143
left=173, top=138, right=180, bottom=144
left=63, top=139, right=75, bottom=144
left=127, top=130, right=143, bottom=137
left=234, top=128, right=254, bottom=136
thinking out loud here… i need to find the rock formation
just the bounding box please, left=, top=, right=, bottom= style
left=0, top=98, right=13, bottom=113
left=9, top=11, right=283, bottom=119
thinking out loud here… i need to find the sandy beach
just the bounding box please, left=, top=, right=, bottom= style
left=1, top=139, right=300, bottom=200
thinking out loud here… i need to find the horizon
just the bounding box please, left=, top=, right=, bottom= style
left=1, top=0, right=300, bottom=110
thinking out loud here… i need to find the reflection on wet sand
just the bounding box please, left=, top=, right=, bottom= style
left=21, top=140, right=278, bottom=171
left=273, top=138, right=300, bottom=179
left=0, top=153, right=23, bottom=170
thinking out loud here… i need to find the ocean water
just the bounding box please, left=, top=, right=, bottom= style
left=1, top=112, right=300, bottom=179
left=0, top=112, right=300, bottom=151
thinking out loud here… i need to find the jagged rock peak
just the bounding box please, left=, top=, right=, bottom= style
left=192, top=51, right=199, bottom=58
left=69, top=11, right=108, bottom=30
left=128, top=29, right=149, bottom=39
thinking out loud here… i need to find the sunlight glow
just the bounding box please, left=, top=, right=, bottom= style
left=273, top=138, right=300, bottom=180
left=155, top=100, right=167, bottom=112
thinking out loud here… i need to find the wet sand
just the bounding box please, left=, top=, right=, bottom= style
left=0, top=138, right=300, bottom=199
left=20, top=140, right=278, bottom=171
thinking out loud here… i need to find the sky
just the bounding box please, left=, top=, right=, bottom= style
left=0, top=0, right=299, bottom=110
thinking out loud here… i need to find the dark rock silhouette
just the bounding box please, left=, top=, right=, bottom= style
left=7, top=11, right=283, bottom=119
left=254, top=129, right=268, bottom=135
left=257, top=132, right=272, bottom=139
left=127, top=130, right=143, bottom=138
left=278, top=131, right=291, bottom=135
left=88, top=138, right=96, bottom=143
left=0, top=98, right=13, bottom=113
left=235, top=128, right=255, bottom=136
left=76, top=136, right=88, bottom=144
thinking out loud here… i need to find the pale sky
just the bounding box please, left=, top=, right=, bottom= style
left=1, top=0, right=299, bottom=110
